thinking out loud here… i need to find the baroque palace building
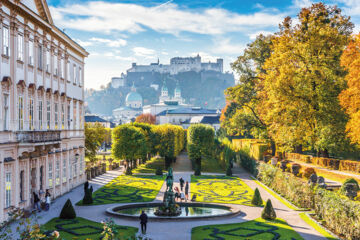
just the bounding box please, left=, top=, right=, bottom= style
left=0, top=0, right=88, bottom=222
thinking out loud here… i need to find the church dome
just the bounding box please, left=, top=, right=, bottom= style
left=126, top=91, right=142, bottom=103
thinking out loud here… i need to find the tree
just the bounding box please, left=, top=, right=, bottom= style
left=260, top=3, right=353, bottom=155
left=111, top=124, right=147, bottom=170
left=340, top=33, right=360, bottom=145
left=59, top=199, right=76, bottom=219
left=135, top=113, right=156, bottom=124
left=187, top=124, right=215, bottom=175
left=261, top=199, right=276, bottom=220
left=85, top=123, right=106, bottom=161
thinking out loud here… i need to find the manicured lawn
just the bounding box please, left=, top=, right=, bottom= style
left=42, top=217, right=138, bottom=240
left=191, top=175, right=255, bottom=206
left=77, top=175, right=165, bottom=205
left=191, top=218, right=303, bottom=240
left=133, top=157, right=165, bottom=174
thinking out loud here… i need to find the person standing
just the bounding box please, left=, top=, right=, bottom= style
left=179, top=177, right=184, bottom=191
left=185, top=181, right=189, bottom=201
left=139, top=211, right=148, bottom=234
left=33, top=192, right=41, bottom=212
left=45, top=189, right=51, bottom=211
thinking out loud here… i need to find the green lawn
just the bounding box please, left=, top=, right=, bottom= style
left=133, top=157, right=165, bottom=174
left=77, top=175, right=165, bottom=205
left=191, top=175, right=255, bottom=206
left=191, top=218, right=303, bottom=240
left=42, top=217, right=138, bottom=240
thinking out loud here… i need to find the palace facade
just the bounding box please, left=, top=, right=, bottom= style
left=0, top=0, right=88, bottom=222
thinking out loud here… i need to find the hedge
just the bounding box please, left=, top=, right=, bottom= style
left=257, top=163, right=360, bottom=239
left=232, top=139, right=269, bottom=161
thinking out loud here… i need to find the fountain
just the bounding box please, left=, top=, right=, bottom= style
left=106, top=169, right=241, bottom=220
left=154, top=168, right=181, bottom=216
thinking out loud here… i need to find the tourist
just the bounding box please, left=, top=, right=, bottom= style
left=33, top=192, right=41, bottom=212
left=180, top=191, right=185, bottom=202
left=174, top=187, right=180, bottom=201
left=185, top=181, right=189, bottom=201
left=179, top=177, right=185, bottom=191
left=139, top=210, right=148, bottom=234
left=45, top=189, right=51, bottom=211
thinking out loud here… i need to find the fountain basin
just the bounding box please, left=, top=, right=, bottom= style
left=106, top=202, right=240, bottom=221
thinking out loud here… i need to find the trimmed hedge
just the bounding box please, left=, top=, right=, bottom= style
left=232, top=139, right=269, bottom=161
left=257, top=163, right=360, bottom=239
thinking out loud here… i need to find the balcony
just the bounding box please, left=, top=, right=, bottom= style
left=16, top=130, right=61, bottom=143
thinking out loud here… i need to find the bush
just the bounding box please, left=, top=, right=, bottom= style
left=261, top=199, right=276, bottom=220
left=125, top=167, right=132, bottom=175
left=155, top=167, right=163, bottom=176
left=340, top=178, right=360, bottom=194
left=82, top=181, right=93, bottom=204
left=340, top=160, right=360, bottom=173
left=303, top=167, right=316, bottom=179
left=226, top=165, right=232, bottom=176
left=251, top=188, right=263, bottom=206
left=239, top=149, right=258, bottom=176
left=59, top=199, right=76, bottom=219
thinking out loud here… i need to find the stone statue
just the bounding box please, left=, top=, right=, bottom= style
left=166, top=167, right=174, bottom=192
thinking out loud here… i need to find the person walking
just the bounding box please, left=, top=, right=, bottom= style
left=45, top=189, right=51, bottom=211
left=185, top=181, right=189, bottom=201
left=33, top=192, right=41, bottom=212
left=179, top=177, right=185, bottom=191
left=180, top=191, right=185, bottom=202
left=139, top=211, right=148, bottom=234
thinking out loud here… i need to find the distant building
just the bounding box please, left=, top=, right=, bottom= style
left=85, top=115, right=114, bottom=128
left=127, top=54, right=223, bottom=75
left=187, top=115, right=221, bottom=131
left=111, top=74, right=126, bottom=88
left=112, top=83, right=142, bottom=121
left=156, top=107, right=220, bottom=125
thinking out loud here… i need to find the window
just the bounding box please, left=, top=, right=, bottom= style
left=61, top=58, right=64, bottom=78
left=48, top=161, right=53, bottom=188
left=74, top=156, right=78, bottom=177
left=62, top=158, right=67, bottom=183
left=73, top=104, right=77, bottom=130
left=47, top=100, right=50, bottom=129
left=79, top=67, right=82, bottom=86
left=73, top=64, right=77, bottom=84
left=54, top=103, right=58, bottom=129
left=38, top=100, right=43, bottom=130
left=3, top=27, right=9, bottom=56
left=18, top=95, right=24, bottom=130
left=67, top=105, right=71, bottom=129
left=79, top=104, right=83, bottom=129
left=54, top=55, right=58, bottom=76
left=38, top=45, right=43, bottom=69
left=17, top=34, right=23, bottom=61
left=20, top=170, right=24, bottom=201
left=61, top=103, right=65, bottom=129
left=55, top=160, right=60, bottom=185
left=29, top=41, right=34, bottom=65
left=67, top=61, right=70, bottom=82
left=5, top=172, right=11, bottom=208
left=69, top=158, right=72, bottom=179
left=80, top=155, right=84, bottom=174
left=3, top=94, right=9, bottom=130
left=46, top=49, right=50, bottom=72
left=29, top=98, right=34, bottom=130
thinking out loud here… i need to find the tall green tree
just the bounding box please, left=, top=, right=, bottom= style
left=260, top=3, right=353, bottom=155
left=111, top=125, right=147, bottom=169
left=85, top=123, right=106, bottom=161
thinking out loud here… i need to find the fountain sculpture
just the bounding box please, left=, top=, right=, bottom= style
left=154, top=168, right=181, bottom=216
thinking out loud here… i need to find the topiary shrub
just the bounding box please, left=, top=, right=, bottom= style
left=303, top=167, right=316, bottom=179
left=226, top=165, right=232, bottom=176
left=59, top=199, right=76, bottom=219
left=125, top=167, right=132, bottom=175
left=155, top=167, right=163, bottom=176
left=82, top=181, right=93, bottom=204
left=261, top=199, right=276, bottom=220
left=194, top=165, right=201, bottom=176
left=340, top=178, right=359, bottom=194
left=251, top=188, right=263, bottom=206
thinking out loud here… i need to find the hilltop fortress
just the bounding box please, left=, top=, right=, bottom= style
left=127, top=54, right=223, bottom=75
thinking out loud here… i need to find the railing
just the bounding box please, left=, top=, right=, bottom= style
left=16, top=130, right=61, bottom=143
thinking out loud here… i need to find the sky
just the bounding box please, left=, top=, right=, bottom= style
left=47, top=0, right=360, bottom=89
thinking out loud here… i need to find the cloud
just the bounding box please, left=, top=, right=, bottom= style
left=190, top=52, right=219, bottom=62
left=133, top=47, right=156, bottom=57
left=89, top=37, right=127, bottom=47
left=74, top=39, right=93, bottom=47
left=292, top=0, right=313, bottom=8
left=211, top=38, right=246, bottom=55
left=49, top=2, right=285, bottom=35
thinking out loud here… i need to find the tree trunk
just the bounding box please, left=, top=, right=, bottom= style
left=294, top=145, right=303, bottom=154
left=270, top=140, right=276, bottom=156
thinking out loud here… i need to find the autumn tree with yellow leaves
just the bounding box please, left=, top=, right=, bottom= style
left=340, top=33, right=360, bottom=145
